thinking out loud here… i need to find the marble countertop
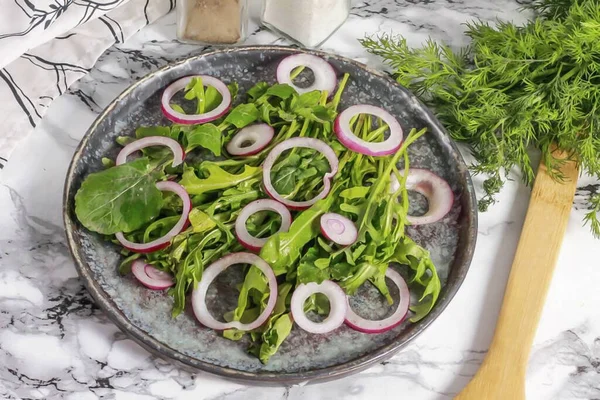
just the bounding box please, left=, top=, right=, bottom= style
left=1, top=1, right=600, bottom=399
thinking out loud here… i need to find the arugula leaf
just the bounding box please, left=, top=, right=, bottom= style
left=227, top=82, right=239, bottom=102
left=341, top=186, right=371, bottom=199
left=297, top=247, right=330, bottom=284
left=272, top=166, right=297, bottom=195
left=223, top=306, right=260, bottom=341
left=265, top=84, right=297, bottom=99
left=186, top=124, right=222, bottom=156
left=392, top=237, right=441, bottom=322
left=183, top=77, right=228, bottom=115
left=247, top=82, right=269, bottom=100
left=143, top=216, right=179, bottom=243
left=277, top=109, right=297, bottom=122
left=247, top=282, right=294, bottom=363
left=170, top=104, right=186, bottom=114
left=225, top=103, right=259, bottom=128
left=294, top=91, right=321, bottom=108
left=368, top=266, right=393, bottom=305
left=303, top=293, right=331, bottom=315
left=132, top=126, right=187, bottom=160
left=331, top=261, right=354, bottom=280
left=256, top=314, right=293, bottom=364
left=75, top=158, right=163, bottom=235
left=118, top=253, right=142, bottom=275
left=204, top=86, right=224, bottom=113
left=260, top=196, right=334, bottom=275
left=188, top=208, right=217, bottom=233
left=135, top=126, right=172, bottom=139
left=339, top=262, right=378, bottom=294
left=297, top=105, right=336, bottom=123
left=231, top=265, right=269, bottom=322
left=258, top=102, right=276, bottom=124
left=180, top=163, right=260, bottom=195
left=184, top=77, right=206, bottom=114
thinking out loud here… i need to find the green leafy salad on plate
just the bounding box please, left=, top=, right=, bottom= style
left=74, top=53, right=454, bottom=364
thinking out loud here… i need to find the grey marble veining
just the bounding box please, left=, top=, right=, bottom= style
left=1, top=1, right=600, bottom=399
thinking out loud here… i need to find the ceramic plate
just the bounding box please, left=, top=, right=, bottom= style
left=63, top=46, right=477, bottom=384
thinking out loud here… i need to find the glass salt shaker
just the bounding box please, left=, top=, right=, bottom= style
left=177, top=0, right=249, bottom=45
left=261, top=0, right=351, bottom=48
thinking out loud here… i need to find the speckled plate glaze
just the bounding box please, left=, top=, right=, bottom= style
left=63, top=46, right=477, bottom=384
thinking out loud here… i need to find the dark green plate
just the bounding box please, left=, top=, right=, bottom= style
left=63, top=46, right=477, bottom=384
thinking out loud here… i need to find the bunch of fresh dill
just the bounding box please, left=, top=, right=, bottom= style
left=360, top=0, right=600, bottom=237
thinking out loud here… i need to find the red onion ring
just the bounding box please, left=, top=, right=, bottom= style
left=345, top=268, right=410, bottom=334
left=390, top=169, right=454, bottom=225
left=235, top=199, right=292, bottom=252
left=290, top=280, right=347, bottom=334
left=131, top=260, right=174, bottom=290
left=334, top=105, right=403, bottom=156
left=263, top=138, right=338, bottom=210
left=161, top=75, right=231, bottom=125
left=191, top=253, right=277, bottom=331
left=320, top=213, right=357, bottom=246
left=116, top=136, right=185, bottom=167
left=115, top=181, right=191, bottom=253
left=276, top=54, right=337, bottom=95
left=226, top=124, right=274, bottom=156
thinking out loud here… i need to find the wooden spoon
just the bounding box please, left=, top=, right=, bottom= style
left=455, top=150, right=579, bottom=400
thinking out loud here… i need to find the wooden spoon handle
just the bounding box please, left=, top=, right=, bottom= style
left=456, top=152, right=579, bottom=400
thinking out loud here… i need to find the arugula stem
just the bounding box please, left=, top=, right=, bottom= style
left=319, top=91, right=328, bottom=106
left=330, top=73, right=350, bottom=111
left=290, top=66, right=305, bottom=80
left=357, top=128, right=426, bottom=237
left=366, top=124, right=389, bottom=142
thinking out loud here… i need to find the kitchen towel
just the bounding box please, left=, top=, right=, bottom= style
left=0, top=0, right=174, bottom=169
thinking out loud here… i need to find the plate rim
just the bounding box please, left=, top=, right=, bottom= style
left=63, top=45, right=478, bottom=385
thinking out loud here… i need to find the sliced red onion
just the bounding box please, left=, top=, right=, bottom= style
left=116, top=136, right=185, bottom=167
left=161, top=75, right=231, bottom=125
left=115, top=181, right=191, bottom=253
left=390, top=169, right=454, bottom=225
left=276, top=54, right=337, bottom=95
left=345, top=268, right=410, bottom=334
left=131, top=260, right=174, bottom=290
left=226, top=124, right=274, bottom=156
left=320, top=213, right=357, bottom=246
left=235, top=199, right=292, bottom=252
left=334, top=105, right=403, bottom=156
left=290, top=280, right=347, bottom=334
left=263, top=138, right=338, bottom=210
left=191, top=253, right=277, bottom=331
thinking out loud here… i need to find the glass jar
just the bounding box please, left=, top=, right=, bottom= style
left=177, top=0, right=249, bottom=45
left=261, top=0, right=351, bottom=48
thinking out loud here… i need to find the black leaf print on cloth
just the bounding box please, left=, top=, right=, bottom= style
left=0, top=69, right=40, bottom=127
left=0, top=0, right=173, bottom=165
left=21, top=53, right=90, bottom=94
left=99, top=15, right=125, bottom=43
left=0, top=0, right=131, bottom=70
left=1, top=0, right=73, bottom=39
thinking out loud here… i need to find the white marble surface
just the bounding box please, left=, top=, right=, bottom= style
left=2, top=1, right=600, bottom=399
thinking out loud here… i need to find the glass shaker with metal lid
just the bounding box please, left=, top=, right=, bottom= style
left=261, top=0, right=351, bottom=48
left=177, top=0, right=249, bottom=45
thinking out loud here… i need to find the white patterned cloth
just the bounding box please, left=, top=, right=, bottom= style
left=0, top=0, right=174, bottom=168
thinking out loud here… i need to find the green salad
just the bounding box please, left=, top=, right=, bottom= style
left=74, top=54, right=448, bottom=363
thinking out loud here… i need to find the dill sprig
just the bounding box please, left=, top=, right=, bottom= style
left=360, top=0, right=600, bottom=235
left=584, top=194, right=600, bottom=238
